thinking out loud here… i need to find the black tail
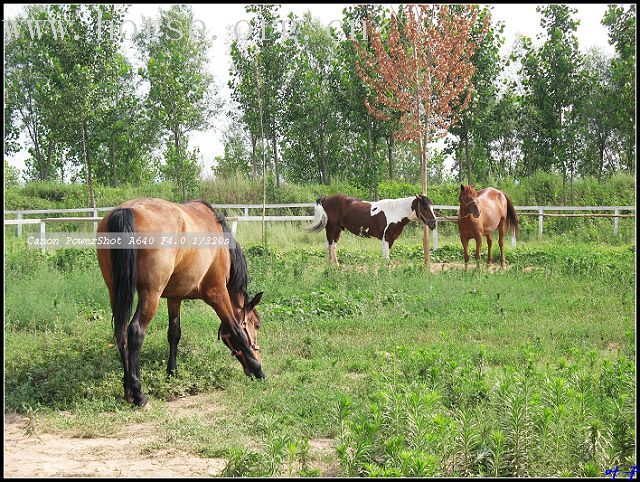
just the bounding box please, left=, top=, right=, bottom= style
left=107, top=208, right=137, bottom=351
left=505, top=195, right=519, bottom=238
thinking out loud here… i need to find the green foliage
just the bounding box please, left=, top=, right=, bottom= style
left=336, top=348, right=636, bottom=476
left=160, top=143, right=202, bottom=202
left=5, top=173, right=634, bottom=209
left=5, top=4, right=636, bottom=196
left=5, top=160, right=22, bottom=186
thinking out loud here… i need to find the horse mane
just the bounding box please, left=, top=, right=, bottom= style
left=193, top=199, right=249, bottom=296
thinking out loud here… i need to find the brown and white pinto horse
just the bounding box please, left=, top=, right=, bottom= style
left=97, top=198, right=264, bottom=407
left=458, top=185, right=518, bottom=268
left=306, top=194, right=437, bottom=265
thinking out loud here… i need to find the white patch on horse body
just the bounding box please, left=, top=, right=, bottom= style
left=370, top=197, right=416, bottom=239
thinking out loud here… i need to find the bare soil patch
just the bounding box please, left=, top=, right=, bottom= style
left=308, top=438, right=340, bottom=476
left=4, top=406, right=226, bottom=478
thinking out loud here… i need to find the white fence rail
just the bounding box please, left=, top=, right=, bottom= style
left=4, top=204, right=636, bottom=253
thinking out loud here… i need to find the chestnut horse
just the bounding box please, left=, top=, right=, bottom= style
left=458, top=185, right=518, bottom=268
left=97, top=198, right=264, bottom=407
left=306, top=194, right=437, bottom=265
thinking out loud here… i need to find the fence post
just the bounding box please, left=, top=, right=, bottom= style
left=231, top=220, right=238, bottom=236
left=614, top=208, right=619, bottom=236
left=244, top=207, right=249, bottom=216
left=93, top=209, right=98, bottom=232
left=17, top=212, right=23, bottom=237
left=538, top=208, right=544, bottom=239
left=40, top=221, right=46, bottom=254
left=511, top=230, right=516, bottom=248
left=433, top=220, right=438, bottom=251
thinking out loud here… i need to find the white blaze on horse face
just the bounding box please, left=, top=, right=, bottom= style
left=429, top=204, right=436, bottom=221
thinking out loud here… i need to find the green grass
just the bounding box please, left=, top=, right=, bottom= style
left=4, top=226, right=636, bottom=477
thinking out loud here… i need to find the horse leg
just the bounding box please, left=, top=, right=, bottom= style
left=486, top=232, right=493, bottom=265
left=461, top=237, right=470, bottom=268
left=127, top=289, right=161, bottom=407
left=325, top=228, right=332, bottom=263
left=498, top=219, right=507, bottom=269
left=381, top=238, right=390, bottom=260
left=384, top=235, right=398, bottom=262
left=474, top=235, right=482, bottom=266
left=109, top=289, right=134, bottom=403
left=325, top=224, right=338, bottom=266
left=166, top=298, right=182, bottom=377
left=332, top=228, right=342, bottom=266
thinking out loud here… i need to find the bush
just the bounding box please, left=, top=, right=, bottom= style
left=4, top=173, right=635, bottom=210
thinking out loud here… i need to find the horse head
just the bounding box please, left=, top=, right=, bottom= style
left=219, top=291, right=265, bottom=379
left=413, top=195, right=437, bottom=230
left=460, top=185, right=481, bottom=218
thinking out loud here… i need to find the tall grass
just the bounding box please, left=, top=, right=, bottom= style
left=3, top=222, right=635, bottom=477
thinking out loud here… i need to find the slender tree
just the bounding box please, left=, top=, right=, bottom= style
left=448, top=6, right=504, bottom=183
left=355, top=5, right=485, bottom=266
left=136, top=5, right=217, bottom=199
left=42, top=4, right=128, bottom=206
left=4, top=6, right=59, bottom=181
left=602, top=4, right=636, bottom=174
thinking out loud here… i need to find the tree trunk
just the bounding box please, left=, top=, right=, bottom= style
left=173, top=127, right=180, bottom=151
left=82, top=120, right=95, bottom=209
left=110, top=131, right=117, bottom=187
left=44, top=139, right=54, bottom=180
left=463, top=124, right=472, bottom=185
left=387, top=137, right=394, bottom=180
left=420, top=132, right=430, bottom=268
left=33, top=137, right=44, bottom=180
left=597, top=144, right=605, bottom=180
left=250, top=133, right=258, bottom=179
left=367, top=125, right=374, bottom=197
left=272, top=133, right=280, bottom=188
left=319, top=127, right=328, bottom=185
left=561, top=165, right=567, bottom=205
left=570, top=165, right=574, bottom=203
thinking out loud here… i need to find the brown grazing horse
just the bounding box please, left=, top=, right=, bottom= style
left=97, top=198, right=264, bottom=407
left=306, top=194, right=437, bottom=265
left=458, top=185, right=518, bottom=268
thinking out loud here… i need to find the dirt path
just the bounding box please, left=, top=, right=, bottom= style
left=352, top=260, right=522, bottom=274
left=4, top=393, right=339, bottom=478
left=4, top=410, right=226, bottom=478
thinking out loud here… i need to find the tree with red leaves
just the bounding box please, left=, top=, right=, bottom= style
left=354, top=5, right=488, bottom=266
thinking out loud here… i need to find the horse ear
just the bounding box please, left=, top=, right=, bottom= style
left=460, top=184, right=465, bottom=191
left=248, top=292, right=263, bottom=310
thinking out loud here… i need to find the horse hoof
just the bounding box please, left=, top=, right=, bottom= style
left=133, top=393, right=148, bottom=408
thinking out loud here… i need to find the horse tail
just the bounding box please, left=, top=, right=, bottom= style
left=305, top=197, right=328, bottom=232
left=107, top=208, right=137, bottom=352
left=505, top=194, right=519, bottom=238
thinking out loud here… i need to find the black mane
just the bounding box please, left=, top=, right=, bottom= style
left=193, top=199, right=249, bottom=296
